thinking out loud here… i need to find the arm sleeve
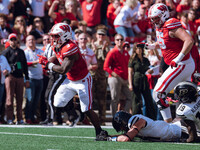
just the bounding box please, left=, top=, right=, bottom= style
left=103, top=51, right=113, bottom=75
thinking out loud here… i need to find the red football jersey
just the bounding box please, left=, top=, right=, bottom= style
left=156, top=18, right=190, bottom=65
left=54, top=40, right=88, bottom=81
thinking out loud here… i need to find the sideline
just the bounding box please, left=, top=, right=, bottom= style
left=0, top=124, right=113, bottom=129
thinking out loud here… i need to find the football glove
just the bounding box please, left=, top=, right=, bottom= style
left=170, top=61, right=177, bottom=68
left=166, top=97, right=179, bottom=104
left=37, top=54, right=48, bottom=66
left=170, top=52, right=185, bottom=69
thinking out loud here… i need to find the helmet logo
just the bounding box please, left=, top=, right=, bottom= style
left=157, top=5, right=167, bottom=12
left=59, top=25, right=70, bottom=32
left=179, top=89, right=188, bottom=96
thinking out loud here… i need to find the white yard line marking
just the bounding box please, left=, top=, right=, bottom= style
left=0, top=132, right=95, bottom=139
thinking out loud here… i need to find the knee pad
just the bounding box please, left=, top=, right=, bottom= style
left=153, top=91, right=169, bottom=110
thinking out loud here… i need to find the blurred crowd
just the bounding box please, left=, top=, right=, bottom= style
left=0, top=0, right=199, bottom=125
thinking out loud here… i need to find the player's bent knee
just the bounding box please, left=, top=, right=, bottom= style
left=154, top=92, right=169, bottom=110
left=53, top=100, right=66, bottom=107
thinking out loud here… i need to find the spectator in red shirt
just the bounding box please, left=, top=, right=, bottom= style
left=106, top=0, right=122, bottom=36
left=103, top=33, right=132, bottom=116
left=188, top=8, right=198, bottom=47
left=132, top=4, right=152, bottom=42
left=79, top=0, right=103, bottom=35
left=48, top=0, right=77, bottom=24
left=191, top=0, right=200, bottom=19
left=176, top=0, right=191, bottom=19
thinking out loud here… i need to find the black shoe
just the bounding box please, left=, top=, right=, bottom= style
left=69, top=116, right=80, bottom=127
left=39, top=119, right=53, bottom=126
left=95, top=130, right=109, bottom=141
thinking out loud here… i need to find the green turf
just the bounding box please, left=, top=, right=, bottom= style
left=0, top=126, right=199, bottom=150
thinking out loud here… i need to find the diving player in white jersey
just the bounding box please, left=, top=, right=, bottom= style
left=108, top=110, right=200, bottom=142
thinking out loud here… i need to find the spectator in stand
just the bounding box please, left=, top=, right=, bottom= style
left=12, top=16, right=28, bottom=44
left=9, top=0, right=32, bottom=25
left=143, top=0, right=152, bottom=15
left=29, top=0, right=47, bottom=24
left=91, top=27, right=110, bottom=125
left=65, top=0, right=83, bottom=21
left=132, top=4, right=152, bottom=43
left=113, top=0, right=140, bottom=42
left=43, top=0, right=54, bottom=33
left=74, top=28, right=83, bottom=42
left=77, top=20, right=93, bottom=44
left=79, top=33, right=98, bottom=71
left=0, top=43, right=10, bottom=124
left=188, top=8, right=198, bottom=47
left=191, top=0, right=200, bottom=19
left=29, top=17, right=45, bottom=44
left=79, top=0, right=103, bottom=35
left=48, top=0, right=77, bottom=25
left=41, top=34, right=50, bottom=51
left=2, top=33, right=29, bottom=124
left=100, top=0, right=110, bottom=26
left=0, top=0, right=12, bottom=16
left=24, top=35, right=44, bottom=124
left=78, top=21, right=87, bottom=33
left=180, top=12, right=190, bottom=31
left=0, top=13, right=13, bottom=41
left=64, top=0, right=79, bottom=29
left=104, top=33, right=132, bottom=116
left=176, top=0, right=191, bottom=19
left=106, top=0, right=122, bottom=37
left=128, top=43, right=156, bottom=120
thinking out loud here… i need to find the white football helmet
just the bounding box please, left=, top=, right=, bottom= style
left=49, top=23, right=72, bottom=48
left=148, top=3, right=170, bottom=28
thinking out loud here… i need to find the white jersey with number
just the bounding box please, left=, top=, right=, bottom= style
left=176, top=97, right=200, bottom=131
left=128, top=114, right=181, bottom=141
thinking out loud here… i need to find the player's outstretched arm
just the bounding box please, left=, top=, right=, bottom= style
left=109, top=118, right=146, bottom=142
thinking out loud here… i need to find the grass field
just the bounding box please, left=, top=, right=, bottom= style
left=0, top=125, right=200, bottom=150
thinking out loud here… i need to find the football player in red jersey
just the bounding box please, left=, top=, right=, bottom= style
left=38, top=23, right=108, bottom=140
left=146, top=3, right=195, bottom=123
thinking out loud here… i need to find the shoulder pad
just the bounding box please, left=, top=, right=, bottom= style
left=62, top=41, right=79, bottom=57
left=164, top=18, right=182, bottom=30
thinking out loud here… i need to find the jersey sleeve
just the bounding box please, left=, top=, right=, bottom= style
left=164, top=18, right=182, bottom=30
left=62, top=42, right=79, bottom=58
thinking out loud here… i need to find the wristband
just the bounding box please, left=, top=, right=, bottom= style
left=48, top=62, right=55, bottom=71
left=111, top=137, right=117, bottom=141
left=173, top=52, right=185, bottom=63
left=133, top=127, right=139, bottom=133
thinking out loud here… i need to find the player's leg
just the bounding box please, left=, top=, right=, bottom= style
left=76, top=73, right=107, bottom=138
left=153, top=66, right=185, bottom=123
left=153, top=60, right=195, bottom=123
left=54, top=78, right=76, bottom=107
